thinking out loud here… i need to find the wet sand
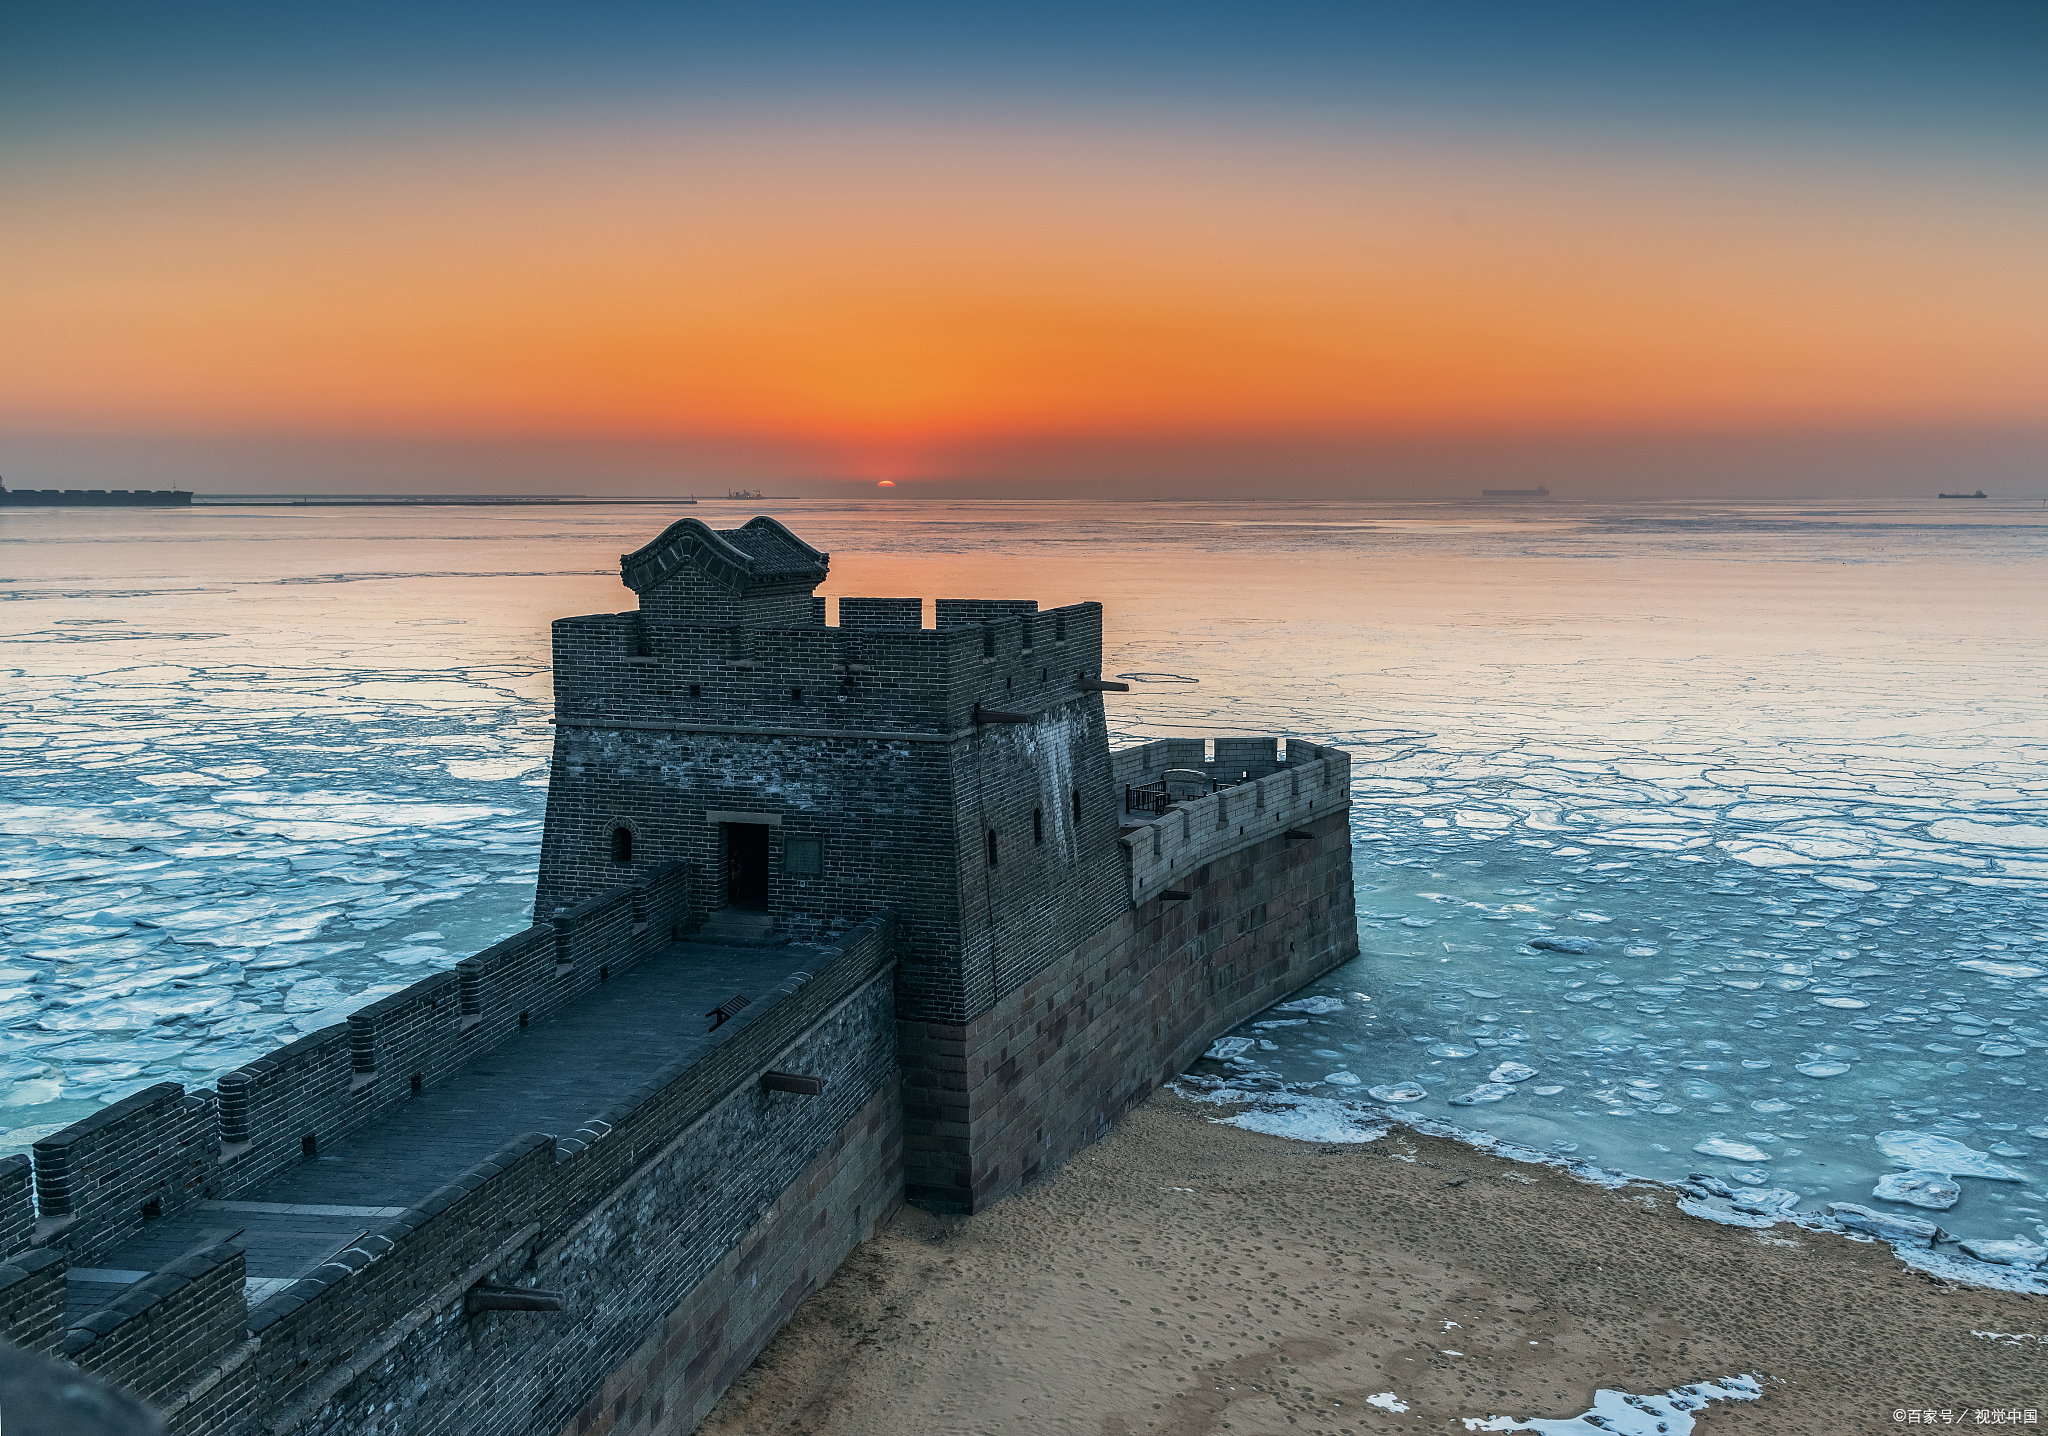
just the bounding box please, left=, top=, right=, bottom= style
left=701, top=1090, right=2042, bottom=1436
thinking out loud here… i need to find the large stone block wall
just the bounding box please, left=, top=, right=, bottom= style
left=8, top=912, right=896, bottom=1436
left=552, top=1081, right=903, bottom=1436
left=262, top=920, right=901, bottom=1436
left=0, top=912, right=895, bottom=1436
left=4, top=871, right=691, bottom=1406
left=898, top=805, right=1358, bottom=1211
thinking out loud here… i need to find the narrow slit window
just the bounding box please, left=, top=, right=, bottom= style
left=611, top=827, right=634, bottom=863
left=689, top=683, right=702, bottom=698
left=986, top=829, right=999, bottom=867
left=1071, top=788, right=1081, bottom=823
left=1033, top=808, right=1044, bottom=843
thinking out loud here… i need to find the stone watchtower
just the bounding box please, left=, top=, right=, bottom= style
left=537, top=515, right=1357, bottom=1209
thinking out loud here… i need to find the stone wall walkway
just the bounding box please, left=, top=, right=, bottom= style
left=67, top=941, right=825, bottom=1322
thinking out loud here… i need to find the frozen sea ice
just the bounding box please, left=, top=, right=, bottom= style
left=1449, top=1083, right=1516, bottom=1106
left=1368, top=1084, right=1428, bottom=1103
left=1827, top=1203, right=1942, bottom=1246
left=1693, top=1138, right=1771, bottom=1163
left=1957, top=1237, right=2045, bottom=1269
left=1871, top=1170, right=1961, bottom=1211
left=1876, top=1132, right=2027, bottom=1181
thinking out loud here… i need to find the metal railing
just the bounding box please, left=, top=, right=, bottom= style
left=1124, top=768, right=1251, bottom=815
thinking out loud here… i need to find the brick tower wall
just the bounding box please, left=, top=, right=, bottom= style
left=897, top=804, right=1358, bottom=1212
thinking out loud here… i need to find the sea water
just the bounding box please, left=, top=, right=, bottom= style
left=3, top=497, right=2043, bottom=1262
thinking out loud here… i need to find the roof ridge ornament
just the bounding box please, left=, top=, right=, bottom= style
left=620, top=515, right=829, bottom=596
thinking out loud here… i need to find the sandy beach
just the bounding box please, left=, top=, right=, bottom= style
left=701, top=1090, right=2042, bottom=1436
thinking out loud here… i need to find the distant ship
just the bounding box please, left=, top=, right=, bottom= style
left=1938, top=490, right=1987, bottom=499
left=0, top=476, right=191, bottom=506
left=1481, top=486, right=1550, bottom=498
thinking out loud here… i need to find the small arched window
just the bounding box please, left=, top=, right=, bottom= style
left=986, top=829, right=999, bottom=867
left=611, top=827, right=634, bottom=864
left=1032, top=808, right=1044, bottom=844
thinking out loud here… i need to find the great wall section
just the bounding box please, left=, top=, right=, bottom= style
left=0, top=516, right=1357, bottom=1434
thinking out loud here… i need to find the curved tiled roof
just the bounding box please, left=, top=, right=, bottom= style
left=620, top=516, right=829, bottom=595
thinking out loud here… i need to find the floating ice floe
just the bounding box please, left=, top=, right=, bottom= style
left=1276, top=995, right=1346, bottom=1014
left=1794, top=1061, right=1851, bottom=1078
left=1677, top=1196, right=1782, bottom=1229
left=1814, top=997, right=1867, bottom=1009
left=1728, top=1188, right=1801, bottom=1216
left=1368, top=1084, right=1428, bottom=1103
left=1827, top=1202, right=1942, bottom=1246
left=1693, top=1138, right=1771, bottom=1163
left=1449, top=1083, right=1516, bottom=1106
left=1956, top=1237, right=2045, bottom=1269
left=1871, top=1170, right=1961, bottom=1211
left=1204, top=1037, right=1255, bottom=1062
left=1462, top=1374, right=1762, bottom=1434
left=1955, top=958, right=2048, bottom=979
left=1488, top=1063, right=1537, bottom=1083
left=1876, top=1131, right=2027, bottom=1181
left=1324, top=1071, right=1362, bottom=1085
left=1428, top=1043, right=1480, bottom=1058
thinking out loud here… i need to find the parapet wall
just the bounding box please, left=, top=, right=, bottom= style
left=29, top=1081, right=217, bottom=1267
left=5, top=864, right=694, bottom=1422
left=265, top=912, right=902, bottom=1436
left=899, top=797, right=1358, bottom=1212
left=65, top=1241, right=248, bottom=1410
left=549, top=600, right=1105, bottom=740
left=1116, top=739, right=1352, bottom=906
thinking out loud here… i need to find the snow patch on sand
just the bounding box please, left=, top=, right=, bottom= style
left=1462, top=1374, right=1763, bottom=1434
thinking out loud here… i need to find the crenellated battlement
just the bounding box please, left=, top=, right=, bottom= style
left=16, top=515, right=1360, bottom=1436
left=1, top=859, right=903, bottom=1435
left=554, top=599, right=1107, bottom=742
left=1113, top=738, right=1352, bottom=906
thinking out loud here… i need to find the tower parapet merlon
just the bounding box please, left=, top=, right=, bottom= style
left=1111, top=737, right=1352, bottom=907
left=554, top=599, right=1113, bottom=738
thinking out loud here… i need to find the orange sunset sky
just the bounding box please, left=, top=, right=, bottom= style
left=4, top=5, right=2044, bottom=496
